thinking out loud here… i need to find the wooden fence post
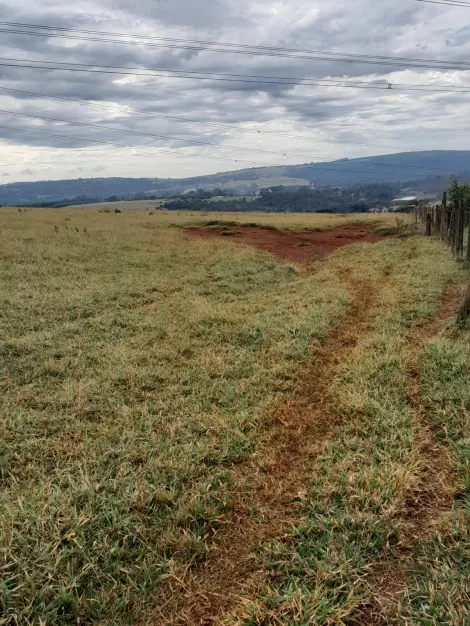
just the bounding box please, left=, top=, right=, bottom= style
left=436, top=204, right=442, bottom=236
left=448, top=205, right=453, bottom=246
left=449, top=204, right=457, bottom=252
left=459, top=281, right=470, bottom=317
left=425, top=211, right=432, bottom=236
left=441, top=192, right=448, bottom=241
left=466, top=212, right=470, bottom=262
left=457, top=200, right=465, bottom=260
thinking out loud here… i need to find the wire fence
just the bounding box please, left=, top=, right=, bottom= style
left=411, top=192, right=470, bottom=315
left=411, top=191, right=470, bottom=262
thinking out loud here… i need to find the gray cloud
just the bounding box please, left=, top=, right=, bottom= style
left=0, top=0, right=470, bottom=181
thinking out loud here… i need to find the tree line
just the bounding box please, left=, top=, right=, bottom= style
left=163, top=183, right=401, bottom=213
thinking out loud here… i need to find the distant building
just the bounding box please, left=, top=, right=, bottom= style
left=392, top=196, right=417, bottom=203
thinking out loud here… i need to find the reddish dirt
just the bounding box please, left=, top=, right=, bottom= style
left=185, top=225, right=384, bottom=263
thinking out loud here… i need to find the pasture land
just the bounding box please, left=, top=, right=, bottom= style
left=64, top=199, right=168, bottom=211
left=0, top=208, right=468, bottom=625
left=63, top=204, right=406, bottom=231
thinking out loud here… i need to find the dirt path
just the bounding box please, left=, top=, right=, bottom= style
left=362, top=288, right=461, bottom=623
left=185, top=225, right=385, bottom=263
left=161, top=273, right=377, bottom=625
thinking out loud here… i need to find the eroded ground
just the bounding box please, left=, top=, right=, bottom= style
left=185, top=224, right=385, bottom=262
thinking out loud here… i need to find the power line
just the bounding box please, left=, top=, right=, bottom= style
left=0, top=85, right=414, bottom=151
left=4, top=19, right=453, bottom=62
left=3, top=25, right=470, bottom=71
left=0, top=124, right=269, bottom=166
left=0, top=56, right=401, bottom=89
left=3, top=123, right=470, bottom=180
left=0, top=107, right=360, bottom=161
left=0, top=60, right=401, bottom=89
left=415, top=0, right=470, bottom=6
left=0, top=108, right=467, bottom=175
left=2, top=57, right=470, bottom=94
left=3, top=20, right=470, bottom=71
left=3, top=56, right=470, bottom=92
left=0, top=56, right=416, bottom=89
left=10, top=83, right=470, bottom=157
left=4, top=122, right=470, bottom=180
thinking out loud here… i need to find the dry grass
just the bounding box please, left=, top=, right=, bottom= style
left=14, top=206, right=408, bottom=232
left=171, top=277, right=376, bottom=625
left=167, top=209, right=409, bottom=233
left=226, top=238, right=466, bottom=625
left=0, top=207, right=466, bottom=626
left=0, top=208, right=351, bottom=624
left=64, top=199, right=168, bottom=210
left=395, top=313, right=470, bottom=624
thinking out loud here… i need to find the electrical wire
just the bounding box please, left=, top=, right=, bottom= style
left=2, top=19, right=470, bottom=70
left=0, top=107, right=359, bottom=160
left=0, top=85, right=414, bottom=151
left=0, top=124, right=271, bottom=166
left=0, top=108, right=467, bottom=174
left=0, top=56, right=404, bottom=88
left=3, top=122, right=469, bottom=179
left=3, top=25, right=470, bottom=71
left=0, top=56, right=401, bottom=89
left=415, top=0, right=470, bottom=7
left=2, top=58, right=470, bottom=94
left=0, top=20, right=468, bottom=180
left=0, top=60, right=399, bottom=88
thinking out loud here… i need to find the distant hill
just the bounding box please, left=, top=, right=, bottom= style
left=2, top=151, right=470, bottom=205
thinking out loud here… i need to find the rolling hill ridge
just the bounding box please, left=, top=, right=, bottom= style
left=2, top=150, right=470, bottom=205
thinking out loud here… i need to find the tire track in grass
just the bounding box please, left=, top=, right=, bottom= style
left=363, top=287, right=461, bottom=623
left=403, top=289, right=459, bottom=531
left=160, top=274, right=377, bottom=626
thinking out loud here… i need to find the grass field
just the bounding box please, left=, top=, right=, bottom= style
left=65, top=199, right=168, bottom=211
left=62, top=205, right=404, bottom=231
left=0, top=208, right=468, bottom=625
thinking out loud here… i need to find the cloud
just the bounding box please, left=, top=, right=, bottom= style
left=0, top=0, right=470, bottom=181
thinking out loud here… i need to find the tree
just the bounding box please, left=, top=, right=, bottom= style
left=449, top=178, right=470, bottom=217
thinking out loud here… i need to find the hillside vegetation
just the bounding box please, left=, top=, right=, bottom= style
left=0, top=208, right=468, bottom=625
left=3, top=150, right=470, bottom=205
left=164, top=183, right=400, bottom=213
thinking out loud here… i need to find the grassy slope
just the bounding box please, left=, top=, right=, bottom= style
left=0, top=209, right=353, bottom=624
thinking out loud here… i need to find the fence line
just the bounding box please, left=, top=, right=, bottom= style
left=411, top=192, right=470, bottom=314
left=411, top=192, right=469, bottom=261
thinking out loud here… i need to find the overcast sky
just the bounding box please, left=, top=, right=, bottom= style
left=1, top=0, right=470, bottom=182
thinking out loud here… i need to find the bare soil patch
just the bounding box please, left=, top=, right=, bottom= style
left=185, top=224, right=384, bottom=263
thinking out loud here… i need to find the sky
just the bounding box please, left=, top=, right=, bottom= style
left=1, top=0, right=470, bottom=182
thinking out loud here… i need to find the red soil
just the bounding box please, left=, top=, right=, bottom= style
left=185, top=224, right=384, bottom=263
